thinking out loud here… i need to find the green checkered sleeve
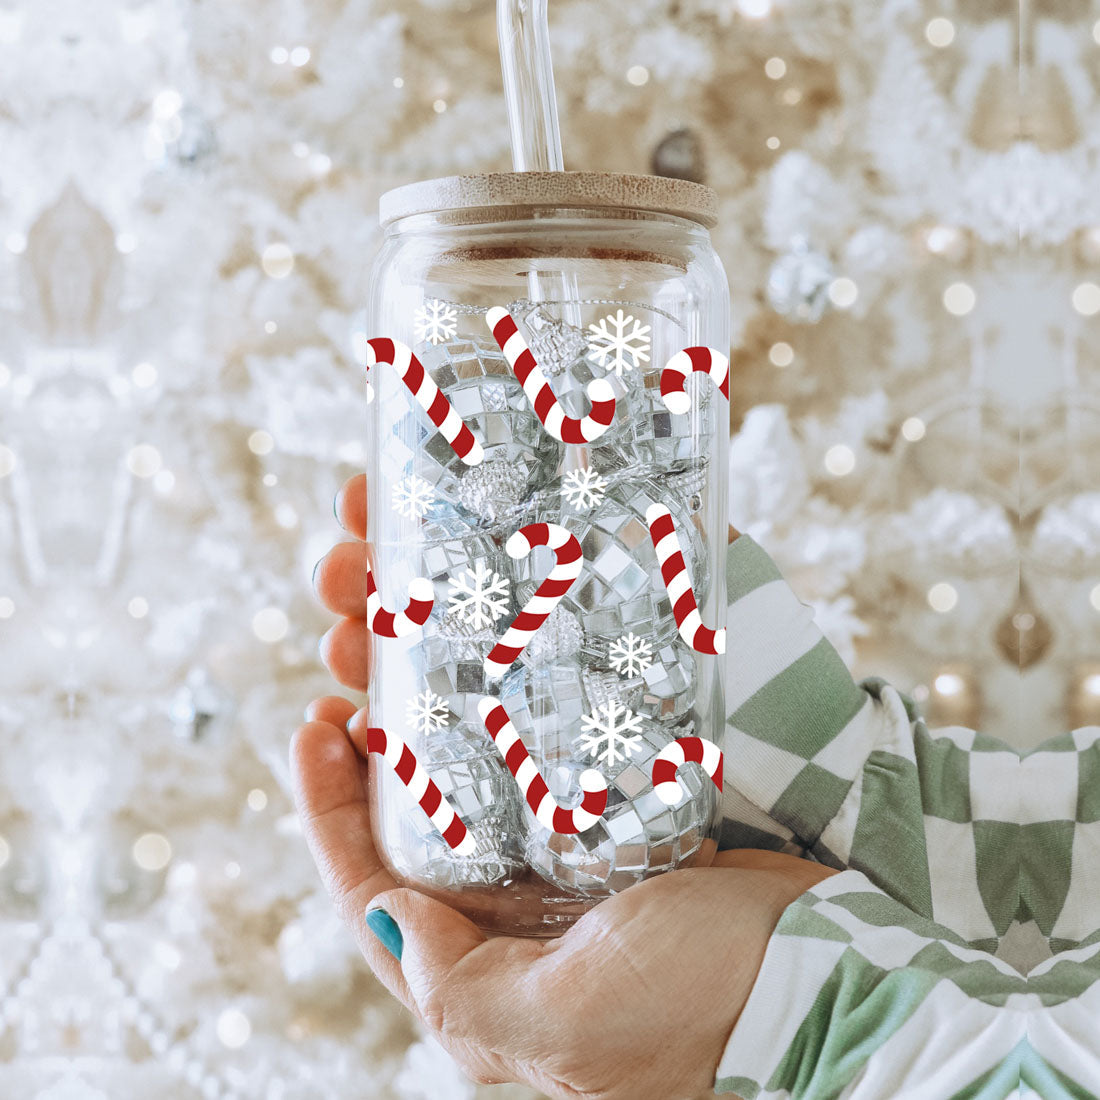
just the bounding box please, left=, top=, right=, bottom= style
left=712, top=537, right=1100, bottom=1097
left=720, top=536, right=1023, bottom=947
left=1024, top=728, right=1100, bottom=956
left=713, top=869, right=1100, bottom=1099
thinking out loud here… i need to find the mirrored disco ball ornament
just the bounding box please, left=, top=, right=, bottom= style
left=521, top=641, right=695, bottom=757
left=396, top=515, right=510, bottom=615
left=385, top=335, right=560, bottom=524
left=168, top=667, right=235, bottom=743
left=519, top=663, right=639, bottom=749
left=577, top=635, right=697, bottom=725
left=766, top=236, right=834, bottom=323
left=651, top=126, right=706, bottom=185
left=413, top=606, right=524, bottom=750
left=555, top=354, right=699, bottom=473
left=167, top=104, right=218, bottom=168
left=524, top=721, right=716, bottom=895
left=400, top=742, right=527, bottom=888
left=507, top=298, right=589, bottom=377
left=636, top=639, right=697, bottom=724
left=513, top=475, right=709, bottom=645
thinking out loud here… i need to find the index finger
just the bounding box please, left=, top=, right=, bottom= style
left=289, top=718, right=418, bottom=1014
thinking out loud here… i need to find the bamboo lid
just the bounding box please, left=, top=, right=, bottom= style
left=379, top=171, right=718, bottom=229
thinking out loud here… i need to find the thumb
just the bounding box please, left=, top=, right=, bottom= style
left=364, top=887, right=491, bottom=1014
left=366, top=889, right=541, bottom=1088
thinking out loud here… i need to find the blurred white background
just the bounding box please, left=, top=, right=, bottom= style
left=0, top=0, right=1097, bottom=1096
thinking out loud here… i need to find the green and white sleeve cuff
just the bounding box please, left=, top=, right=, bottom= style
left=713, top=869, right=1096, bottom=1099
left=718, top=535, right=867, bottom=856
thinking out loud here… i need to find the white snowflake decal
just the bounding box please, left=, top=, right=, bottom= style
left=447, top=562, right=510, bottom=629
left=574, top=700, right=645, bottom=768
left=608, top=632, right=654, bottom=678
left=391, top=474, right=436, bottom=519
left=587, top=309, right=651, bottom=377
left=406, top=689, right=450, bottom=735
left=414, top=298, right=458, bottom=346
left=561, top=466, right=608, bottom=511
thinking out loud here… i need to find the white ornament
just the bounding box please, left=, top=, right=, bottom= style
left=413, top=298, right=458, bottom=346
left=446, top=563, right=510, bottom=629
left=405, top=689, right=450, bottom=735
left=586, top=309, right=651, bottom=376
left=391, top=474, right=436, bottom=519
left=575, top=700, right=645, bottom=767
left=608, top=632, right=654, bottom=678
left=561, top=466, right=608, bottom=511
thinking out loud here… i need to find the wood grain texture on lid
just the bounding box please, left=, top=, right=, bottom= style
left=379, top=171, right=718, bottom=228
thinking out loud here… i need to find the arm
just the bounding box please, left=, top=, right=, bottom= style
left=720, top=536, right=1029, bottom=949
left=716, top=538, right=1100, bottom=1095
left=713, top=868, right=1081, bottom=1099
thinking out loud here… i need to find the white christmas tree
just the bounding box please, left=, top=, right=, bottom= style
left=0, top=1, right=1093, bottom=1097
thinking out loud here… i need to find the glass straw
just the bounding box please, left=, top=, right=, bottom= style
left=497, top=0, right=564, bottom=172
left=498, top=0, right=592, bottom=477
left=497, top=0, right=581, bottom=322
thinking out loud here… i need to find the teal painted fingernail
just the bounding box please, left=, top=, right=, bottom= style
left=311, top=557, right=323, bottom=589
left=365, top=907, right=403, bottom=961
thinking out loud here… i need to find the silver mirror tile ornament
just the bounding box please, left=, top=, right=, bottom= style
left=367, top=172, right=728, bottom=935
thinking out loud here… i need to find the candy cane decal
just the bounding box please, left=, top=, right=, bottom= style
left=646, top=504, right=726, bottom=655
left=484, top=523, right=583, bottom=678
left=651, top=736, right=724, bottom=806
left=486, top=307, right=617, bottom=443
left=477, top=698, right=608, bottom=833
left=366, top=566, right=434, bottom=638
left=364, top=726, right=476, bottom=855
left=367, top=337, right=484, bottom=465
left=659, top=347, right=729, bottom=415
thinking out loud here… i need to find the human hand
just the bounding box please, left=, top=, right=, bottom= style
left=292, top=701, right=834, bottom=1099
left=298, top=476, right=835, bottom=1098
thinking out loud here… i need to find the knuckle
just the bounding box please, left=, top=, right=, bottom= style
left=437, top=1037, right=507, bottom=1087
left=418, top=987, right=448, bottom=1036
left=466, top=1066, right=506, bottom=1087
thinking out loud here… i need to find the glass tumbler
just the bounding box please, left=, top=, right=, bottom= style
left=365, top=171, right=729, bottom=936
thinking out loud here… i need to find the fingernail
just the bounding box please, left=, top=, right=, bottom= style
left=365, top=907, right=403, bottom=961
left=333, top=491, right=344, bottom=528
left=311, top=556, right=323, bottom=590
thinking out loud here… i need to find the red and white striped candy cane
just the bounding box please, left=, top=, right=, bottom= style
left=660, top=347, right=729, bottom=415
left=646, top=503, right=726, bottom=655
left=367, top=337, right=484, bottom=466
left=484, top=523, right=583, bottom=679
left=485, top=307, right=617, bottom=444
left=364, top=726, right=475, bottom=855
left=366, top=568, right=434, bottom=638
left=651, top=736, right=724, bottom=806
left=477, top=698, right=608, bottom=834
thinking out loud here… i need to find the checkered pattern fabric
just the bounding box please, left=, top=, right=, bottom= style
left=713, top=536, right=1100, bottom=1099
